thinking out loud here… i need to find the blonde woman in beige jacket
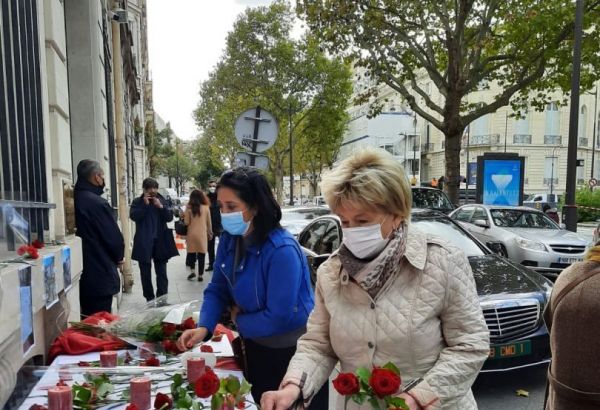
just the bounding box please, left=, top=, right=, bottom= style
left=183, top=189, right=212, bottom=281
left=262, top=149, right=490, bottom=410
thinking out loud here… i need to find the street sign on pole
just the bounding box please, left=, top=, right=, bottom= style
left=589, top=178, right=598, bottom=188
left=234, top=152, right=270, bottom=170
left=234, top=107, right=278, bottom=153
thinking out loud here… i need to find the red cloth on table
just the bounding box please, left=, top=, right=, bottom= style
left=48, top=311, right=126, bottom=364
left=213, top=324, right=241, bottom=371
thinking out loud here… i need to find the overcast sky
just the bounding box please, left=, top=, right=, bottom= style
left=147, top=0, right=275, bottom=140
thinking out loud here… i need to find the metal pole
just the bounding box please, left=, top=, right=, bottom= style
left=565, top=0, right=585, bottom=232
left=465, top=126, right=470, bottom=204
left=550, top=147, right=555, bottom=196
left=591, top=84, right=598, bottom=190
left=504, top=112, right=508, bottom=153
left=413, top=115, right=417, bottom=180
left=288, top=103, right=294, bottom=206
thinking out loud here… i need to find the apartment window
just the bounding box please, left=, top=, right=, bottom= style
left=545, top=102, right=560, bottom=138
left=578, top=105, right=587, bottom=139
left=514, top=111, right=531, bottom=144
left=380, top=144, right=395, bottom=155
left=543, top=156, right=558, bottom=186
left=470, top=110, right=490, bottom=138
left=0, top=0, right=52, bottom=256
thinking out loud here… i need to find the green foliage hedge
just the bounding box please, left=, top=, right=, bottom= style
left=559, top=188, right=600, bottom=222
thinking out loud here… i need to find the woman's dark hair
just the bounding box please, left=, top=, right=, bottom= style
left=218, top=167, right=281, bottom=243
left=142, top=177, right=159, bottom=190
left=189, top=189, right=208, bottom=217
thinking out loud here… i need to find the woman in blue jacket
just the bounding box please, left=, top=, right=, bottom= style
left=177, top=167, right=327, bottom=407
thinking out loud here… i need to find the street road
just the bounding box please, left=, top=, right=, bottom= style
left=474, top=364, right=548, bottom=409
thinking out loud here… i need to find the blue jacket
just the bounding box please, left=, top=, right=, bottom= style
left=74, top=179, right=124, bottom=297
left=199, top=229, right=315, bottom=339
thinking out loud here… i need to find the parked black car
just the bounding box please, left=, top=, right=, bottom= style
left=298, top=209, right=552, bottom=372
left=411, top=187, right=455, bottom=214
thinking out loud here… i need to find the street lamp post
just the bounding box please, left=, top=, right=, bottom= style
left=591, top=83, right=598, bottom=190
left=413, top=114, right=418, bottom=181
left=550, top=145, right=561, bottom=196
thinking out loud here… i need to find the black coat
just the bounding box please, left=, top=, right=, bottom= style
left=130, top=193, right=179, bottom=263
left=74, top=179, right=124, bottom=297
left=207, top=191, right=222, bottom=234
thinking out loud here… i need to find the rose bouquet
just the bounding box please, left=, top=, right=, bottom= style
left=332, top=362, right=408, bottom=410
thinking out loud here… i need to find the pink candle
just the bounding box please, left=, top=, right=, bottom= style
left=99, top=351, right=118, bottom=367
left=130, top=377, right=151, bottom=410
left=187, top=357, right=206, bottom=384
left=47, top=385, right=72, bottom=410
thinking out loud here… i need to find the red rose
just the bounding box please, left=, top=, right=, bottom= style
left=56, top=379, right=68, bottom=387
left=32, top=239, right=44, bottom=249
left=162, top=322, right=177, bottom=337
left=236, top=400, right=246, bottom=409
left=125, top=404, right=138, bottom=410
left=332, top=372, right=360, bottom=396
left=194, top=369, right=220, bottom=398
left=78, top=361, right=91, bottom=367
left=154, top=392, right=173, bottom=409
left=143, top=356, right=160, bottom=366
left=368, top=368, right=401, bottom=398
left=181, top=317, right=196, bottom=330
left=200, top=344, right=213, bottom=353
left=17, top=245, right=28, bottom=256
left=29, top=404, right=48, bottom=410
left=28, top=248, right=39, bottom=259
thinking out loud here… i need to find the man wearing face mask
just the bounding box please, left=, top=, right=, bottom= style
left=130, top=178, right=179, bottom=302
left=74, top=159, right=125, bottom=318
left=206, top=179, right=222, bottom=271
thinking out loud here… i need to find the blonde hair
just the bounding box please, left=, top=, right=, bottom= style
left=321, top=148, right=412, bottom=219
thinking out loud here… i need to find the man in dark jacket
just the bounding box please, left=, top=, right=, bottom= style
left=130, top=178, right=179, bottom=302
left=74, top=159, right=124, bottom=318
left=206, top=179, right=222, bottom=271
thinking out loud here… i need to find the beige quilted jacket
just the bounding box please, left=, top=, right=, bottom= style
left=283, top=226, right=490, bottom=409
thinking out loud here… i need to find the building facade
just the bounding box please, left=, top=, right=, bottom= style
left=342, top=69, right=600, bottom=196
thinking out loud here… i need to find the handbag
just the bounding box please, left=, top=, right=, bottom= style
left=174, top=219, right=187, bottom=236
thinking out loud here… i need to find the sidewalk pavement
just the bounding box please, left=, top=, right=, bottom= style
left=117, top=242, right=212, bottom=313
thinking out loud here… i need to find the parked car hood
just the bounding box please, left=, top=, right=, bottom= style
left=469, top=254, right=547, bottom=298
left=502, top=227, right=588, bottom=244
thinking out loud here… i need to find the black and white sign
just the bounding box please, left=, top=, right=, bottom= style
left=234, top=107, right=278, bottom=153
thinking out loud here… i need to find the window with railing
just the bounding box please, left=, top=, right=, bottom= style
left=579, top=137, right=588, bottom=147
left=513, top=134, right=532, bottom=144
left=470, top=134, right=500, bottom=146
left=544, top=135, right=562, bottom=145
left=421, top=143, right=434, bottom=152
left=543, top=178, right=559, bottom=186
left=0, top=0, right=54, bottom=259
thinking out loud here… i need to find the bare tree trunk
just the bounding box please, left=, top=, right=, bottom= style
left=274, top=157, right=285, bottom=205
left=111, top=18, right=134, bottom=293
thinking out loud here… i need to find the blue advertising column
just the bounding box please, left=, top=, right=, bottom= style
left=476, top=153, right=525, bottom=206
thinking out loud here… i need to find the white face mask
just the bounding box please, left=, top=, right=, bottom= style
left=208, top=187, right=216, bottom=193
left=342, top=219, right=390, bottom=259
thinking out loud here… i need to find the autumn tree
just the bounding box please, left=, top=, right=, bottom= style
left=298, top=0, right=600, bottom=203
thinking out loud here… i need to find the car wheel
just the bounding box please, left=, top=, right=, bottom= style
left=498, top=244, right=509, bottom=258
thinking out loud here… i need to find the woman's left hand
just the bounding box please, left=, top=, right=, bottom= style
left=397, top=393, right=422, bottom=410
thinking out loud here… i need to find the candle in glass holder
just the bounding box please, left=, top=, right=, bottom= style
left=99, top=351, right=118, bottom=367
left=187, top=357, right=206, bottom=383
left=130, top=376, right=151, bottom=410
left=47, top=385, right=72, bottom=410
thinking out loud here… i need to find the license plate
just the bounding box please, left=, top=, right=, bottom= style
left=488, top=340, right=531, bottom=360
left=558, top=257, right=582, bottom=264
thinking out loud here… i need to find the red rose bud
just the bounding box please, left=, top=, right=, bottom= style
left=125, top=404, right=138, bottom=410
left=29, top=248, right=40, bottom=259
left=17, top=245, right=28, bottom=256
left=181, top=317, right=196, bottom=330
left=56, top=379, right=68, bottom=387
left=332, top=372, right=360, bottom=396
left=154, top=392, right=173, bottom=409
left=194, top=369, right=220, bottom=398
left=78, top=361, right=91, bottom=367
left=32, top=239, right=44, bottom=249
left=368, top=368, right=401, bottom=398
left=236, top=400, right=246, bottom=409
left=162, top=323, right=177, bottom=337
left=200, top=344, right=213, bottom=353
left=143, top=356, right=160, bottom=366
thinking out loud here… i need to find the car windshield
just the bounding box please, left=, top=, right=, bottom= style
left=281, top=208, right=330, bottom=235
left=490, top=209, right=559, bottom=229
left=413, top=217, right=486, bottom=257
left=412, top=189, right=454, bottom=212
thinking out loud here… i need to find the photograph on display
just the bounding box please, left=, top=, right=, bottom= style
left=62, top=247, right=72, bottom=291
left=482, top=159, right=522, bottom=206
left=43, top=254, right=58, bottom=308
left=19, top=266, right=34, bottom=355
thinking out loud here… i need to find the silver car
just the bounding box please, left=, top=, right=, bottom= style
left=450, top=204, right=590, bottom=280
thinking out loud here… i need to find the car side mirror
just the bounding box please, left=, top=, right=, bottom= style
left=473, top=219, right=489, bottom=228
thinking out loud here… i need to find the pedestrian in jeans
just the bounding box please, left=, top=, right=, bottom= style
left=206, top=179, right=222, bottom=271
left=184, top=189, right=212, bottom=281
left=130, top=178, right=179, bottom=302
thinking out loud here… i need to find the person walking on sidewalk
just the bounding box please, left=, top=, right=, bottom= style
left=74, top=159, right=124, bottom=318
left=184, top=189, right=212, bottom=281
left=130, top=177, right=179, bottom=302
left=206, top=179, right=222, bottom=271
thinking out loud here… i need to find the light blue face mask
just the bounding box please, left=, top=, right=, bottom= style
left=220, top=210, right=250, bottom=235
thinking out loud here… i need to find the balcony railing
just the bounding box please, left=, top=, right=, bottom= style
left=513, top=134, right=532, bottom=144
left=421, top=143, right=434, bottom=152
left=544, top=135, right=562, bottom=145
left=543, top=178, right=559, bottom=186
left=579, top=137, right=588, bottom=147
left=470, top=134, right=500, bottom=146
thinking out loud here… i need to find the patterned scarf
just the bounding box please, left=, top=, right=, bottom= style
left=338, top=223, right=408, bottom=299
left=586, top=245, right=600, bottom=263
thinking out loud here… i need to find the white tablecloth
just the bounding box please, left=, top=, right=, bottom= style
left=19, top=351, right=256, bottom=409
